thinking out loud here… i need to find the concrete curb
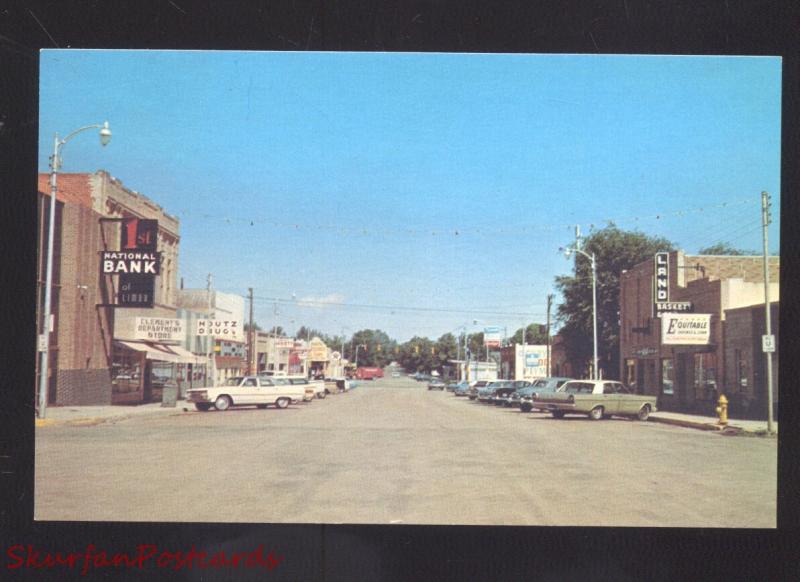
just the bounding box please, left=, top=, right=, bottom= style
left=649, top=415, right=776, bottom=436
left=35, top=407, right=191, bottom=428
left=649, top=416, right=724, bottom=432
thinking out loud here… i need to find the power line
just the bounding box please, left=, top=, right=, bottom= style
left=247, top=294, right=547, bottom=318
left=175, top=196, right=758, bottom=239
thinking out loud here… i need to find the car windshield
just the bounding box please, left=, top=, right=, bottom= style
left=532, top=379, right=548, bottom=387
left=564, top=382, right=595, bottom=394
left=225, top=377, right=244, bottom=386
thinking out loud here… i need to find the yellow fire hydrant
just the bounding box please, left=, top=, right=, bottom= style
left=715, top=394, right=728, bottom=426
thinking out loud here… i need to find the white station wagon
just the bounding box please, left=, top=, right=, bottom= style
left=186, top=375, right=306, bottom=411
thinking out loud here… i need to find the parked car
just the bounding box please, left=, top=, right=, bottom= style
left=445, top=381, right=459, bottom=392
left=286, top=376, right=327, bottom=399
left=323, top=377, right=351, bottom=394
left=517, top=377, right=573, bottom=412
left=534, top=379, right=657, bottom=420
left=187, top=375, right=305, bottom=411
left=498, top=380, right=532, bottom=407
left=478, top=381, right=506, bottom=403
left=487, top=380, right=519, bottom=405
left=427, top=378, right=446, bottom=391
left=452, top=381, right=471, bottom=396
left=467, top=380, right=491, bottom=400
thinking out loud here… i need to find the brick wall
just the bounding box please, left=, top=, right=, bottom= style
left=53, top=203, right=115, bottom=405
left=723, top=303, right=779, bottom=419
left=56, top=368, right=112, bottom=405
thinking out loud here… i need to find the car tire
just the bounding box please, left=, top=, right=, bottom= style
left=195, top=403, right=211, bottom=412
left=275, top=397, right=290, bottom=409
left=589, top=406, right=604, bottom=421
left=317, top=392, right=326, bottom=399
left=637, top=404, right=651, bottom=421
left=520, top=404, right=532, bottom=413
left=551, top=410, right=565, bottom=419
left=214, top=395, right=232, bottom=412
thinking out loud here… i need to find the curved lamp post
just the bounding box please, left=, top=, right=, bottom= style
left=38, top=122, right=111, bottom=418
left=562, top=245, right=599, bottom=380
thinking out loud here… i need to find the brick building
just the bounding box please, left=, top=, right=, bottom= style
left=619, top=250, right=779, bottom=418
left=723, top=302, right=779, bottom=419
left=37, top=171, right=184, bottom=406
left=36, top=174, right=115, bottom=404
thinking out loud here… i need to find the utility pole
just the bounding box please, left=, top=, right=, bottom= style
left=761, top=191, right=775, bottom=434
left=272, top=301, right=278, bottom=374
left=206, top=274, right=214, bottom=387
left=247, top=287, right=254, bottom=375
left=546, top=294, right=554, bottom=377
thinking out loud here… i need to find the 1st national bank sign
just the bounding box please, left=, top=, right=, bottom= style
left=99, top=218, right=160, bottom=308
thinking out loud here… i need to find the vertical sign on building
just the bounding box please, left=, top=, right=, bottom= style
left=653, top=252, right=669, bottom=316
left=118, top=218, right=158, bottom=307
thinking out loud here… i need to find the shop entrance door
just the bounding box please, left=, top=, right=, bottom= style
left=143, top=361, right=153, bottom=402
left=636, top=361, right=645, bottom=394
left=676, top=353, right=688, bottom=408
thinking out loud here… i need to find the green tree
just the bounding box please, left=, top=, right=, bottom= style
left=555, top=224, right=675, bottom=379
left=434, top=332, right=459, bottom=372
left=398, top=336, right=435, bottom=373
left=350, top=329, right=396, bottom=368
left=509, top=323, right=548, bottom=345
left=698, top=242, right=755, bottom=255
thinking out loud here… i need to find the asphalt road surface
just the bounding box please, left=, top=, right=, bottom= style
left=35, top=376, right=777, bottom=526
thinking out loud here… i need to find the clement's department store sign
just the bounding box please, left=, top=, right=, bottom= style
left=134, top=317, right=183, bottom=341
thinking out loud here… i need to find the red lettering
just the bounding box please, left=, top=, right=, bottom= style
left=156, top=552, right=173, bottom=568
left=136, top=545, right=158, bottom=568
left=25, top=546, right=41, bottom=568
left=81, top=544, right=96, bottom=576
left=6, top=545, right=25, bottom=569
left=54, top=552, right=79, bottom=569
left=207, top=551, right=229, bottom=568
left=111, top=552, right=137, bottom=567
left=93, top=551, right=111, bottom=568
left=124, top=219, right=139, bottom=249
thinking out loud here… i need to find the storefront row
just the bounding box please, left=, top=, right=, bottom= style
left=620, top=251, right=779, bottom=420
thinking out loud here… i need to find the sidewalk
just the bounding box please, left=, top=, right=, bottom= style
left=35, top=401, right=193, bottom=427
left=649, top=410, right=777, bottom=436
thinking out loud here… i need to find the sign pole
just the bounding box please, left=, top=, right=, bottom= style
left=206, top=273, right=213, bottom=387
left=761, top=191, right=775, bottom=434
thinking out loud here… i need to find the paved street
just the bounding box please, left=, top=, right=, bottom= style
left=35, top=376, right=776, bottom=527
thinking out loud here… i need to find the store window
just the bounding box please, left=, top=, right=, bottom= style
left=661, top=358, right=674, bottom=395
left=735, top=349, right=749, bottom=390
left=693, top=352, right=718, bottom=400
left=111, top=344, right=141, bottom=397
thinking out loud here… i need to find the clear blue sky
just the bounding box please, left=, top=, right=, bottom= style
left=39, top=51, right=782, bottom=342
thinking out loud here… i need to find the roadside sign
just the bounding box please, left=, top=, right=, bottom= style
left=762, top=334, right=776, bottom=353
left=38, top=334, right=48, bottom=352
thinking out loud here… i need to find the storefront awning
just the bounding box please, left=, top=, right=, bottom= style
left=116, top=341, right=205, bottom=365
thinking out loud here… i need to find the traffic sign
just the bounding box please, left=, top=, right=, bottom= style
left=762, top=334, right=776, bottom=353
left=38, top=334, right=48, bottom=352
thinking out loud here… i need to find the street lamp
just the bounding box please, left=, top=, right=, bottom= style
left=354, top=343, right=367, bottom=368
left=38, top=122, right=111, bottom=419
left=561, top=245, right=599, bottom=381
